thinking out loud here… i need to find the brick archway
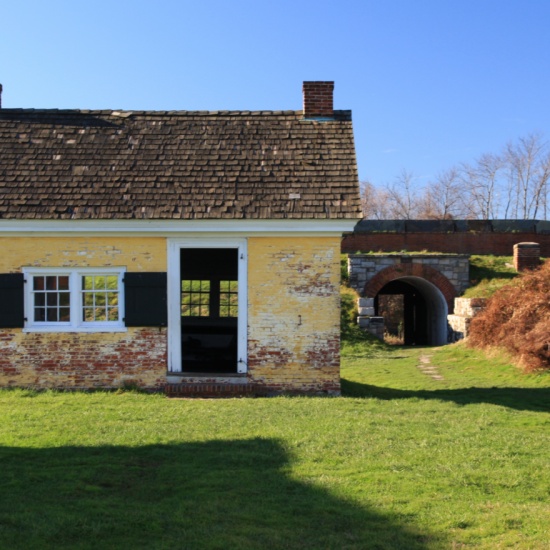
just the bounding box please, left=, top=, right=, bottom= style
left=364, top=263, right=457, bottom=313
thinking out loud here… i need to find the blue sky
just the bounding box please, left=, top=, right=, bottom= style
left=2, top=0, right=550, bottom=189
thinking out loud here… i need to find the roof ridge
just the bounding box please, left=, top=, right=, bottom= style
left=0, top=108, right=351, bottom=118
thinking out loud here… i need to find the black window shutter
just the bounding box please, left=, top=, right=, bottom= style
left=124, top=272, right=168, bottom=327
left=0, top=274, right=25, bottom=328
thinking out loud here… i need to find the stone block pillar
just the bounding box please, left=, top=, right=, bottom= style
left=447, top=297, right=487, bottom=342
left=357, top=297, right=385, bottom=340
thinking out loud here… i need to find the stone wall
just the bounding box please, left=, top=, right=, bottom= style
left=447, top=298, right=487, bottom=342
left=348, top=254, right=470, bottom=298
left=356, top=297, right=384, bottom=340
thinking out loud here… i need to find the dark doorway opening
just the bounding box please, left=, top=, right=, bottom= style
left=180, top=248, right=238, bottom=373
left=375, top=280, right=428, bottom=345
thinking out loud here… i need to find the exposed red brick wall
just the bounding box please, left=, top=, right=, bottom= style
left=342, top=232, right=550, bottom=257
left=0, top=328, right=167, bottom=390
left=513, top=242, right=541, bottom=271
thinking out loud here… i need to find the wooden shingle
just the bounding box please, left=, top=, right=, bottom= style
left=0, top=109, right=361, bottom=220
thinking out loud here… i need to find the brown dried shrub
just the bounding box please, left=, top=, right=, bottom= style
left=468, top=260, right=550, bottom=371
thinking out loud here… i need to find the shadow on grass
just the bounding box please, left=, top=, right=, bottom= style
left=342, top=380, right=550, bottom=412
left=0, top=438, right=433, bottom=549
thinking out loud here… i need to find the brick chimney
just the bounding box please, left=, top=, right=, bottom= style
left=302, top=81, right=334, bottom=118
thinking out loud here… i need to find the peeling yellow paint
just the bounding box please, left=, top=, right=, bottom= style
left=247, top=237, right=341, bottom=392
left=0, top=235, right=343, bottom=393
left=0, top=237, right=166, bottom=272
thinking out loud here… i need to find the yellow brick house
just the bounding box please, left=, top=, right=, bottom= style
left=0, top=82, right=361, bottom=395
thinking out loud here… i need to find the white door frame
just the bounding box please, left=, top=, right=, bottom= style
left=167, top=238, right=248, bottom=373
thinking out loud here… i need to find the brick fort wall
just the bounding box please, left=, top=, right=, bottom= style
left=342, top=220, right=550, bottom=256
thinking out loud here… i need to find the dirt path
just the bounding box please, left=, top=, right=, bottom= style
left=417, top=353, right=444, bottom=381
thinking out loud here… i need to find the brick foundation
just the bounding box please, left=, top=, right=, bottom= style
left=0, top=328, right=167, bottom=390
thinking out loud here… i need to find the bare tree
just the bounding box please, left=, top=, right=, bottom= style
left=419, top=167, right=464, bottom=219
left=362, top=132, right=550, bottom=221
left=461, top=153, right=504, bottom=219
left=360, top=180, right=392, bottom=219
left=383, top=169, right=420, bottom=219
left=504, top=133, right=550, bottom=219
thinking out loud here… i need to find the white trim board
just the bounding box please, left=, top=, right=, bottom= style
left=0, top=218, right=358, bottom=236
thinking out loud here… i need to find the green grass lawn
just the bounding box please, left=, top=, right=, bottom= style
left=1, top=339, right=549, bottom=549
left=463, top=255, right=518, bottom=298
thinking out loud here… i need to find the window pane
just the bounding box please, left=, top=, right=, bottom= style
left=219, top=280, right=238, bottom=317
left=82, top=276, right=93, bottom=290
left=94, top=309, right=107, bottom=322
left=33, top=277, right=45, bottom=291
left=181, top=280, right=210, bottom=317
left=59, top=292, right=70, bottom=306
left=83, top=307, right=95, bottom=322
left=58, top=276, right=69, bottom=290
left=46, top=276, right=58, bottom=291
left=94, top=276, right=106, bottom=290
left=31, top=275, right=72, bottom=323
left=59, top=308, right=71, bottom=322
left=106, top=276, right=118, bottom=290
left=81, top=274, right=119, bottom=324
left=46, top=308, right=58, bottom=322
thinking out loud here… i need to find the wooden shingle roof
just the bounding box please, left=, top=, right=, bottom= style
left=0, top=108, right=361, bottom=220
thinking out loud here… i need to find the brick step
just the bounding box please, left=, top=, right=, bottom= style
left=165, top=382, right=257, bottom=398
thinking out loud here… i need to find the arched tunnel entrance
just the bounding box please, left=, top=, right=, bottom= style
left=374, top=276, right=448, bottom=346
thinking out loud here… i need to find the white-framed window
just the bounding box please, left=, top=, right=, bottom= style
left=23, top=267, right=126, bottom=332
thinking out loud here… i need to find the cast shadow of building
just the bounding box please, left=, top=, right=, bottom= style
left=0, top=437, right=435, bottom=549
